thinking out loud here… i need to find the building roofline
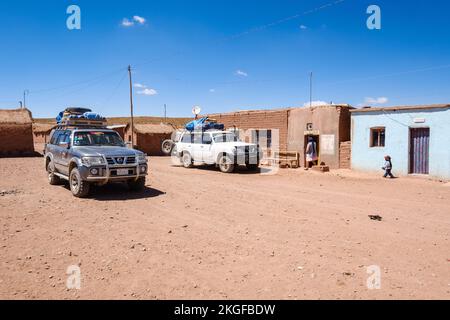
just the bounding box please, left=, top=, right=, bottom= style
left=350, top=103, right=450, bottom=113
left=208, top=104, right=353, bottom=116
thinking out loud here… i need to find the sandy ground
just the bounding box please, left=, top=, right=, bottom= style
left=0, top=156, right=449, bottom=300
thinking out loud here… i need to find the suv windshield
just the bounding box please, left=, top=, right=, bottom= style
left=73, top=131, right=124, bottom=147
left=213, top=133, right=240, bottom=143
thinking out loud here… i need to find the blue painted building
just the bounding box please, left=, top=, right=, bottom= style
left=351, top=104, right=450, bottom=180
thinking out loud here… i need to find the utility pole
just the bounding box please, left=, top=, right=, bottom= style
left=19, top=101, right=23, bottom=109
left=164, top=104, right=167, bottom=123
left=128, top=65, right=135, bottom=147
left=23, top=90, right=29, bottom=109
left=309, top=72, right=313, bottom=108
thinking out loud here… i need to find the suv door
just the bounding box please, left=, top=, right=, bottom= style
left=49, top=130, right=63, bottom=172
left=179, top=132, right=193, bottom=156
left=59, top=130, right=72, bottom=176
left=192, top=132, right=203, bottom=162
left=201, top=133, right=214, bottom=164
left=53, top=130, right=71, bottom=174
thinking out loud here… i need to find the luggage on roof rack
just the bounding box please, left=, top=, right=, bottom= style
left=56, top=108, right=106, bottom=127
left=185, top=117, right=225, bottom=131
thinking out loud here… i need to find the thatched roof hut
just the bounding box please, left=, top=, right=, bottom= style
left=0, top=108, right=34, bottom=156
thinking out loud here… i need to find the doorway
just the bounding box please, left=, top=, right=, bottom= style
left=409, top=128, right=430, bottom=174
left=304, top=135, right=320, bottom=167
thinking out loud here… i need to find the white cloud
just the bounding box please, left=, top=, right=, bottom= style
left=303, top=100, right=328, bottom=107
left=133, top=15, right=146, bottom=24
left=209, top=89, right=216, bottom=93
left=137, top=88, right=158, bottom=96
left=364, top=97, right=389, bottom=105
left=121, top=18, right=134, bottom=27
left=300, top=25, right=308, bottom=30
left=134, top=83, right=146, bottom=88
left=235, top=70, right=248, bottom=77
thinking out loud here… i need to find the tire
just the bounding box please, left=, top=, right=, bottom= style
left=128, top=177, right=146, bottom=192
left=246, top=163, right=259, bottom=171
left=47, top=160, right=61, bottom=185
left=182, top=152, right=193, bottom=168
left=218, top=154, right=235, bottom=173
left=161, top=140, right=174, bottom=156
left=69, top=167, right=90, bottom=198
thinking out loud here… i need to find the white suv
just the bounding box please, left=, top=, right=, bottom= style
left=174, top=130, right=261, bottom=173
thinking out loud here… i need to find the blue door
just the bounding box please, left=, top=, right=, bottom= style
left=409, top=128, right=430, bottom=174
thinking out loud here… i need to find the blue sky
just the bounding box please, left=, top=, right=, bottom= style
left=0, top=0, right=449, bottom=118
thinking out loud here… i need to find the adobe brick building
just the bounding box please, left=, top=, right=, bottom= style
left=209, top=104, right=353, bottom=169
left=125, top=123, right=176, bottom=156
left=0, top=108, right=34, bottom=157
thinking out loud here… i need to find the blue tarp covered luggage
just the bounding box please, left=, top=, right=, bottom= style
left=185, top=117, right=225, bottom=131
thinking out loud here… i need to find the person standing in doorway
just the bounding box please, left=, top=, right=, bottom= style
left=305, top=136, right=318, bottom=170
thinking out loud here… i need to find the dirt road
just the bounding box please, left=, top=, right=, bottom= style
left=0, top=157, right=449, bottom=299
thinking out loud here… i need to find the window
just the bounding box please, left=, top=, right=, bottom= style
left=181, top=133, right=193, bottom=143
left=202, top=133, right=212, bottom=144
left=193, top=133, right=202, bottom=144
left=50, top=130, right=62, bottom=145
left=370, top=128, right=385, bottom=147
left=213, top=132, right=239, bottom=143
left=252, top=129, right=272, bottom=148
left=73, top=131, right=123, bottom=147
left=60, top=131, right=70, bottom=144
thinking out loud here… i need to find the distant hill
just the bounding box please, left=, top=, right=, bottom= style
left=34, top=116, right=192, bottom=128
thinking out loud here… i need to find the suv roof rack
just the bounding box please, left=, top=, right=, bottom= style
left=56, top=118, right=108, bottom=128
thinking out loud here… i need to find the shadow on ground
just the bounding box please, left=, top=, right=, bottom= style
left=172, top=164, right=273, bottom=175
left=62, top=183, right=165, bottom=200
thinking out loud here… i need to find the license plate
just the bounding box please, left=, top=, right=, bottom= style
left=116, top=169, right=129, bottom=176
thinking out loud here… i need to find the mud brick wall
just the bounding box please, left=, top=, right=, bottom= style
left=0, top=124, right=34, bottom=156
left=208, top=109, right=289, bottom=151
left=339, top=141, right=351, bottom=169
left=135, top=132, right=172, bottom=156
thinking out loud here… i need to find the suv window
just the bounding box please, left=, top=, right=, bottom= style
left=50, top=130, right=62, bottom=145
left=56, top=131, right=71, bottom=145
left=181, top=133, right=193, bottom=143
left=202, top=133, right=212, bottom=144
left=193, top=133, right=202, bottom=144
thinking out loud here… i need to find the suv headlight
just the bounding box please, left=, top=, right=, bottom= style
left=137, top=154, right=147, bottom=163
left=81, top=156, right=105, bottom=166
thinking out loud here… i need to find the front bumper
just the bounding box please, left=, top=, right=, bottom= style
left=79, top=162, right=148, bottom=182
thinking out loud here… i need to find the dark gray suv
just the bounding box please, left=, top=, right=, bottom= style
left=44, top=127, right=148, bottom=197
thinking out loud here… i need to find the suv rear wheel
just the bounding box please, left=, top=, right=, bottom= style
left=128, top=177, right=146, bottom=192
left=69, top=167, right=90, bottom=198
left=47, top=160, right=61, bottom=185
left=218, top=154, right=235, bottom=173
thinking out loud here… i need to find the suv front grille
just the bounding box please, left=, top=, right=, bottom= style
left=105, top=156, right=136, bottom=166
left=126, top=157, right=136, bottom=164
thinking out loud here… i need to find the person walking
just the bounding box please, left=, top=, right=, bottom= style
left=382, top=155, right=395, bottom=178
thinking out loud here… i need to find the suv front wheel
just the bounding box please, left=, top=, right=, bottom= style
left=218, top=154, right=235, bottom=173
left=69, top=167, right=90, bottom=198
left=182, top=152, right=193, bottom=168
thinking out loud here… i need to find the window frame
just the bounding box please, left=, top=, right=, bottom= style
left=370, top=127, right=386, bottom=148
